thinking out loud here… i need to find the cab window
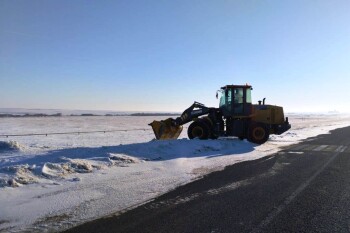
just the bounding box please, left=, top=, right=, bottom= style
left=233, top=88, right=243, bottom=114
left=233, top=88, right=244, bottom=103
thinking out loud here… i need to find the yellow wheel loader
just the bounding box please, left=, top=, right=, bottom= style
left=149, top=84, right=291, bottom=144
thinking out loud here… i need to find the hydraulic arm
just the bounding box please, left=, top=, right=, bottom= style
left=173, top=102, right=210, bottom=125
left=149, top=102, right=210, bottom=140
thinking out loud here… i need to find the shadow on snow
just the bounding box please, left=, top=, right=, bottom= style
left=1, top=138, right=256, bottom=168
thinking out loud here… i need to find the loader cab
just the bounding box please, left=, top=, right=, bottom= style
left=219, top=85, right=253, bottom=117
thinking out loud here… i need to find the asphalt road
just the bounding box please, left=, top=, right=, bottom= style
left=65, top=126, right=350, bottom=233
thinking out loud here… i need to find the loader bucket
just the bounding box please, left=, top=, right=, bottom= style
left=149, top=118, right=183, bottom=140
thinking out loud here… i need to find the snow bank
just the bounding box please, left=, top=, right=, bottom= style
left=0, top=139, right=250, bottom=188
left=41, top=159, right=93, bottom=179
left=0, top=164, right=37, bottom=187
left=0, top=114, right=350, bottom=232
left=0, top=141, right=25, bottom=152
left=109, top=153, right=142, bottom=166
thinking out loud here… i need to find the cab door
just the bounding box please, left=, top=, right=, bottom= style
left=232, top=87, right=252, bottom=117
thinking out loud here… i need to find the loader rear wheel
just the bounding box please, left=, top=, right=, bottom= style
left=247, top=123, right=269, bottom=144
left=188, top=121, right=210, bottom=140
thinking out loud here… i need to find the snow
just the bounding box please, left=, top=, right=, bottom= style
left=1, top=114, right=350, bottom=232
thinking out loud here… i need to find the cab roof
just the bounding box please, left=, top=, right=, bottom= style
left=220, top=84, right=252, bottom=90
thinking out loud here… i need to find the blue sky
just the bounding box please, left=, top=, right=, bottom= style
left=1, top=0, right=349, bottom=113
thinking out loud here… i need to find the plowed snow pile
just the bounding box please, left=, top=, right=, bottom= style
left=0, top=141, right=25, bottom=152
left=0, top=114, right=350, bottom=232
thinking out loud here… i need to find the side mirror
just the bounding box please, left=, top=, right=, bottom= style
left=216, top=92, right=218, bottom=99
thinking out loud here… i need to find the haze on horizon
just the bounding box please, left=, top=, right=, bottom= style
left=1, top=0, right=350, bottom=113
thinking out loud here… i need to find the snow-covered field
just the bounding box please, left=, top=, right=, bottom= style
left=1, top=114, right=350, bottom=232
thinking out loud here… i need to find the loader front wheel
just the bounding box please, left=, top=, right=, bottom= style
left=188, top=121, right=210, bottom=140
left=247, top=123, right=269, bottom=144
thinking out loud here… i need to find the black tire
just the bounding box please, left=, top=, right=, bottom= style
left=201, top=118, right=218, bottom=140
left=247, top=123, right=269, bottom=144
left=188, top=121, right=210, bottom=140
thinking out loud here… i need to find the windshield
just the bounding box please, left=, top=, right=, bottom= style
left=219, top=89, right=232, bottom=109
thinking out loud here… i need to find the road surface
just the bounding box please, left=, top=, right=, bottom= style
left=65, top=126, right=350, bottom=233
